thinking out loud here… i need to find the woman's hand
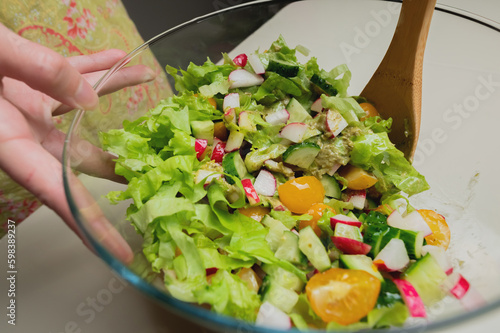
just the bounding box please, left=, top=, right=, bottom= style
left=0, top=23, right=152, bottom=263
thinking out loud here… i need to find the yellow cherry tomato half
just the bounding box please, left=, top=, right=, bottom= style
left=238, top=206, right=271, bottom=222
left=306, top=268, right=381, bottom=325
left=359, top=102, right=379, bottom=121
left=418, top=209, right=451, bottom=249
left=299, top=203, right=336, bottom=237
left=278, top=176, right=325, bottom=214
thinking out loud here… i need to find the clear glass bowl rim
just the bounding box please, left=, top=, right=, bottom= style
left=62, top=1, right=500, bottom=332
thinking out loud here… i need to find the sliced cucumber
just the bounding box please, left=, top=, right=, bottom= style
left=397, top=229, right=424, bottom=260
left=310, top=74, right=338, bottom=96
left=261, top=264, right=305, bottom=292
left=260, top=276, right=300, bottom=313
left=334, top=223, right=363, bottom=242
left=275, top=230, right=307, bottom=265
left=282, top=142, right=320, bottom=169
left=298, top=226, right=331, bottom=272
left=267, top=59, right=300, bottom=77
left=320, top=174, right=341, bottom=199
left=222, top=151, right=248, bottom=184
left=262, top=215, right=289, bottom=252
left=339, top=254, right=384, bottom=281
left=190, top=120, right=214, bottom=144
left=287, top=98, right=312, bottom=123
left=363, top=224, right=400, bottom=258
left=403, top=253, right=447, bottom=305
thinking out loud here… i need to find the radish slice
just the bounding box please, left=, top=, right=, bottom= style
left=459, top=285, right=485, bottom=311
left=248, top=54, right=266, bottom=75
left=373, top=238, right=410, bottom=272
left=393, top=279, right=427, bottom=318
left=238, top=111, right=256, bottom=132
left=325, top=109, right=348, bottom=137
left=228, top=69, right=264, bottom=88
left=326, top=162, right=341, bottom=176
left=330, top=214, right=362, bottom=228
left=265, top=108, right=290, bottom=125
left=421, top=245, right=453, bottom=275
left=256, top=301, right=292, bottom=329
left=280, top=122, right=308, bottom=143
left=310, top=98, right=323, bottom=112
left=224, top=108, right=237, bottom=124
left=210, top=138, right=226, bottom=163
left=232, top=53, right=248, bottom=67
left=345, top=189, right=366, bottom=210
left=241, top=179, right=260, bottom=205
left=387, top=210, right=433, bottom=236
left=225, top=131, right=245, bottom=152
left=223, top=93, right=240, bottom=110
left=331, top=237, right=371, bottom=255
left=205, top=267, right=218, bottom=276
left=253, top=170, right=277, bottom=196
left=194, top=139, right=208, bottom=160
left=442, top=273, right=470, bottom=299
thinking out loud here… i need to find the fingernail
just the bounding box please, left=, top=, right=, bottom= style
left=74, top=78, right=99, bottom=110
left=142, top=68, right=156, bottom=82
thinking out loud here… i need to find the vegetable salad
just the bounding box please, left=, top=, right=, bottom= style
left=100, top=37, right=469, bottom=330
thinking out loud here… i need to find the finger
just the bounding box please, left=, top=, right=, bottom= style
left=65, top=49, right=128, bottom=74
left=52, top=64, right=156, bottom=116
left=42, top=126, right=126, bottom=183
left=0, top=24, right=98, bottom=110
left=0, top=97, right=133, bottom=263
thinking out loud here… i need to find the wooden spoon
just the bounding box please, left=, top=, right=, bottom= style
left=361, top=0, right=436, bottom=161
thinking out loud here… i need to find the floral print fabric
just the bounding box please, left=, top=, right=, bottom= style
left=0, top=0, right=170, bottom=237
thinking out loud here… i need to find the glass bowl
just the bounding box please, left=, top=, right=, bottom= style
left=63, top=0, right=500, bottom=332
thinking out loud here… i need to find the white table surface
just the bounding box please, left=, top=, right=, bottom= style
left=1, top=1, right=500, bottom=332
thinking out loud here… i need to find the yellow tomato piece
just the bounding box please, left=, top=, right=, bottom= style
left=359, top=102, right=379, bottom=121
left=299, top=203, right=335, bottom=237
left=306, top=268, right=381, bottom=325
left=278, top=176, right=325, bottom=214
left=339, top=165, right=378, bottom=190
left=214, top=121, right=228, bottom=141
left=418, top=209, right=451, bottom=249
left=237, top=267, right=262, bottom=293
left=238, top=206, right=271, bottom=222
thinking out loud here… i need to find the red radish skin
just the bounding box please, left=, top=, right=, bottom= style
left=194, top=139, right=208, bottom=160
left=325, top=109, right=348, bottom=137
left=443, top=273, right=471, bottom=299
left=241, top=179, right=260, bottom=205
left=393, top=279, right=427, bottom=318
left=330, top=214, right=362, bottom=229
left=223, top=93, right=240, bottom=110
left=210, top=139, right=226, bottom=163
left=205, top=267, right=218, bottom=276
left=279, top=122, right=308, bottom=143
left=331, top=236, right=371, bottom=255
left=248, top=54, right=266, bottom=75
left=345, top=189, right=366, bottom=210
left=253, top=170, right=277, bottom=196
left=232, top=53, right=248, bottom=67
left=228, top=69, right=264, bottom=89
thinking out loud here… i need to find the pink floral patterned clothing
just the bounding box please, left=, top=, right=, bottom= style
left=0, top=0, right=170, bottom=237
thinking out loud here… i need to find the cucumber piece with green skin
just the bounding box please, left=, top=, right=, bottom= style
left=267, top=59, right=300, bottom=77
left=298, top=226, right=331, bottom=272
left=190, top=120, right=214, bottom=144
left=397, top=229, right=424, bottom=260
left=320, top=174, right=341, bottom=199
left=261, top=264, right=305, bottom=292
left=310, top=74, right=338, bottom=96
left=363, top=224, right=401, bottom=258
left=282, top=142, right=320, bottom=169
left=260, top=276, right=300, bottom=313
left=275, top=230, right=307, bottom=266
left=339, top=254, right=384, bottom=281
left=222, top=151, right=248, bottom=184
left=403, top=253, right=447, bottom=305
left=287, top=98, right=312, bottom=123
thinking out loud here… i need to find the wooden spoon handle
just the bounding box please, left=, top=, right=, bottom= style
left=379, top=0, right=437, bottom=81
